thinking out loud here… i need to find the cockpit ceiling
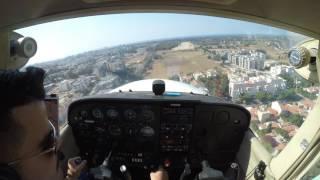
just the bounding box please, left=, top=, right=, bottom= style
left=1, top=0, right=320, bottom=39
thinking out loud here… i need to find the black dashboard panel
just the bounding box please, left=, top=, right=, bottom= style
left=68, top=92, right=250, bottom=171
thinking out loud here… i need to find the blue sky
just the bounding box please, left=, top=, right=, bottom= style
left=16, top=13, right=290, bottom=65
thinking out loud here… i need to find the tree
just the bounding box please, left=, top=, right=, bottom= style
left=280, top=74, right=295, bottom=88
left=256, top=92, right=273, bottom=102
left=220, top=74, right=229, bottom=97
left=281, top=113, right=304, bottom=127
left=169, top=74, right=180, bottom=81
left=239, top=93, right=254, bottom=104
left=287, top=114, right=304, bottom=127
left=221, top=54, right=228, bottom=61
left=214, top=54, right=222, bottom=61
left=266, top=123, right=272, bottom=133
left=297, top=88, right=317, bottom=100
left=276, top=89, right=296, bottom=101
left=154, top=41, right=181, bottom=51
left=198, top=72, right=229, bottom=97
left=143, top=54, right=153, bottom=71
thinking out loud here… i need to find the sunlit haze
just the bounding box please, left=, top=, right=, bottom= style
left=16, top=13, right=289, bottom=65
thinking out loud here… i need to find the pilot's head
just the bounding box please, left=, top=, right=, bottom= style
left=0, top=67, right=64, bottom=180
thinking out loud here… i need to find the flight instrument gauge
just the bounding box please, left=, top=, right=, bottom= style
left=142, top=110, right=154, bottom=122
left=92, top=108, right=103, bottom=119
left=107, top=109, right=119, bottom=120
left=288, top=47, right=310, bottom=68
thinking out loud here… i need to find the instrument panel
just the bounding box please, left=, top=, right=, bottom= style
left=68, top=92, right=250, bottom=172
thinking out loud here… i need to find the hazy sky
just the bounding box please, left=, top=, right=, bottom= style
left=16, top=13, right=290, bottom=65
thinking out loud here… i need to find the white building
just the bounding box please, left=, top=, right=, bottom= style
left=303, top=86, right=320, bottom=94
left=264, top=60, right=280, bottom=69
left=229, top=74, right=287, bottom=99
left=270, top=65, right=295, bottom=76
left=193, top=72, right=205, bottom=80
left=205, top=69, right=217, bottom=78
left=271, top=101, right=283, bottom=114
left=228, top=50, right=266, bottom=70
left=257, top=111, right=272, bottom=123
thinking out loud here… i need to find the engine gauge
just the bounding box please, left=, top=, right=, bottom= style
left=92, top=108, right=103, bottom=119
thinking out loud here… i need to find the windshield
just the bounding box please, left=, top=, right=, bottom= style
left=16, top=13, right=318, bottom=154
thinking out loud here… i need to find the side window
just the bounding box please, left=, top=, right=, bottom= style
left=42, top=69, right=74, bottom=129
left=245, top=69, right=319, bottom=155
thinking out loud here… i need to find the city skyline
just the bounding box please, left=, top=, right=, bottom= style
left=15, top=13, right=297, bottom=65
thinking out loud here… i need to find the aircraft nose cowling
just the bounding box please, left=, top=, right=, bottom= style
left=109, top=79, right=208, bottom=95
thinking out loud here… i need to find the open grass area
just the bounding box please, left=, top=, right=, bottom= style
left=146, top=50, right=225, bottom=78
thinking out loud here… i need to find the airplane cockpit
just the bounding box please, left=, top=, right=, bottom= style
left=1, top=1, right=320, bottom=180
left=67, top=84, right=250, bottom=179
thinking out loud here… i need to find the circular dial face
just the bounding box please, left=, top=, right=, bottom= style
left=142, top=110, right=154, bottom=121
left=107, top=109, right=119, bottom=119
left=80, top=110, right=88, bottom=118
left=289, top=49, right=302, bottom=67
left=92, top=108, right=103, bottom=119
left=23, top=38, right=37, bottom=58
left=124, top=109, right=137, bottom=121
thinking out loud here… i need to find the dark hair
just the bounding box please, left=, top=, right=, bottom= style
left=0, top=66, right=46, bottom=162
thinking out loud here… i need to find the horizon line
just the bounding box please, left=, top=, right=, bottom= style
left=30, top=33, right=294, bottom=66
